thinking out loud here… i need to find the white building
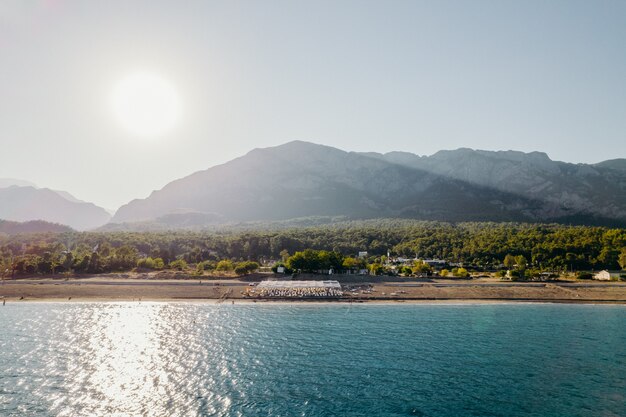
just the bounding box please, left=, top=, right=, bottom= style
left=594, top=270, right=611, bottom=281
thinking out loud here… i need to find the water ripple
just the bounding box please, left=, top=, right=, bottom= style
left=0, top=303, right=625, bottom=416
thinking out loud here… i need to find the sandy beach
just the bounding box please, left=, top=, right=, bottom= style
left=2, top=275, right=626, bottom=304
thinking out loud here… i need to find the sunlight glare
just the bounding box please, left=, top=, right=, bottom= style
left=110, top=72, right=182, bottom=137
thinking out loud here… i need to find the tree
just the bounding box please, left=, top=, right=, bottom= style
left=196, top=260, right=216, bottom=272
left=412, top=260, right=432, bottom=275
left=452, top=267, right=469, bottom=278
left=286, top=249, right=343, bottom=272
left=234, top=261, right=259, bottom=275
left=619, top=248, right=626, bottom=270
left=88, top=252, right=101, bottom=273
left=286, top=251, right=308, bottom=271
left=111, top=245, right=138, bottom=271
left=514, top=255, right=527, bottom=271
left=342, top=257, right=359, bottom=270
left=137, top=257, right=156, bottom=269
left=169, top=259, right=188, bottom=271
left=137, top=257, right=164, bottom=270
left=62, top=252, right=74, bottom=272
left=398, top=265, right=413, bottom=276
left=369, top=263, right=383, bottom=275
left=153, top=258, right=165, bottom=270
left=439, top=268, right=449, bottom=277
left=504, top=254, right=516, bottom=270
left=215, top=259, right=234, bottom=272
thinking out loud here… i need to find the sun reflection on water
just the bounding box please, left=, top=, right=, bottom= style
left=55, top=303, right=172, bottom=417
left=5, top=304, right=623, bottom=416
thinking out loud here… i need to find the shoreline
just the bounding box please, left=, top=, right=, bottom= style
left=2, top=276, right=626, bottom=305
left=2, top=297, right=626, bottom=305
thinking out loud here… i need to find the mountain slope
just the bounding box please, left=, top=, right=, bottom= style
left=0, top=186, right=111, bottom=230
left=112, top=141, right=625, bottom=228
left=369, top=148, right=626, bottom=223
left=0, top=219, right=73, bottom=234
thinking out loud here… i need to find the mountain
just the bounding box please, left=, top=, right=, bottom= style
left=0, top=186, right=111, bottom=230
left=594, top=158, right=626, bottom=172
left=111, top=141, right=626, bottom=228
left=0, top=178, right=37, bottom=188
left=369, top=148, right=626, bottom=224
left=0, top=219, right=73, bottom=235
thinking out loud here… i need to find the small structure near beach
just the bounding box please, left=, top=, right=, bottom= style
left=594, top=270, right=611, bottom=281
left=249, top=280, right=343, bottom=298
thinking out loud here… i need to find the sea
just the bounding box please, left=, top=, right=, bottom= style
left=1, top=302, right=625, bottom=417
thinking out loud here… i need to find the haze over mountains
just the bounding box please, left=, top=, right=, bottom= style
left=0, top=180, right=111, bottom=231
left=2, top=142, right=625, bottom=231
left=110, top=141, right=626, bottom=228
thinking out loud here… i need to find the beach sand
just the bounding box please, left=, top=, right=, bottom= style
left=1, top=276, right=626, bottom=304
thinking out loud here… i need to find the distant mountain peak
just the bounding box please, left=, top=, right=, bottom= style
left=0, top=185, right=111, bottom=230
left=595, top=158, right=626, bottom=172
left=0, top=178, right=37, bottom=188
left=431, top=148, right=552, bottom=162
left=111, top=141, right=626, bottom=228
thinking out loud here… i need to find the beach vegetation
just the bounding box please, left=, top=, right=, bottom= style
left=286, top=249, right=343, bottom=272
left=169, top=259, right=188, bottom=271
left=216, top=259, right=234, bottom=272
left=619, top=248, right=626, bottom=270
left=137, top=257, right=165, bottom=270
left=412, top=260, right=433, bottom=275
left=196, top=260, right=216, bottom=271
left=0, top=220, right=625, bottom=277
left=369, top=262, right=384, bottom=275
left=452, top=267, right=469, bottom=277
left=234, top=261, right=259, bottom=275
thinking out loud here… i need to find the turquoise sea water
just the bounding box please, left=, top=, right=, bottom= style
left=0, top=303, right=625, bottom=417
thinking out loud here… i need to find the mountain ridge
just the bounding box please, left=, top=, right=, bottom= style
left=0, top=185, right=111, bottom=230
left=111, top=141, right=626, bottom=228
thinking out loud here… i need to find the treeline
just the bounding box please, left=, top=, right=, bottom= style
left=0, top=220, right=625, bottom=276
left=0, top=220, right=72, bottom=235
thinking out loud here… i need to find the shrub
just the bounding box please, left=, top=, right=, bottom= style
left=137, top=257, right=164, bottom=270
left=452, top=267, right=469, bottom=278
left=215, top=259, right=234, bottom=272
left=196, top=261, right=216, bottom=271
left=234, top=261, right=259, bottom=275
left=169, top=259, right=188, bottom=271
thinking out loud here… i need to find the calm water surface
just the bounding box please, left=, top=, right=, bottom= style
left=1, top=303, right=625, bottom=417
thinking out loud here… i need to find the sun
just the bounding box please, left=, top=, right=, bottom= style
left=110, top=71, right=182, bottom=137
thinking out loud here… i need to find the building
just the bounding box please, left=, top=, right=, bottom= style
left=594, top=270, right=611, bottom=281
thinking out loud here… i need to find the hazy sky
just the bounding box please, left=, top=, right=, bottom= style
left=1, top=0, right=625, bottom=210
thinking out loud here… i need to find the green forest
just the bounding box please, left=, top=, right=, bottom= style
left=1, top=220, right=625, bottom=277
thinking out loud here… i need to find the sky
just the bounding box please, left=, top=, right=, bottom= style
left=1, top=0, right=625, bottom=210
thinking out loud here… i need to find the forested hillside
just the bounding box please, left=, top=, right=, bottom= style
left=1, top=220, right=625, bottom=275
